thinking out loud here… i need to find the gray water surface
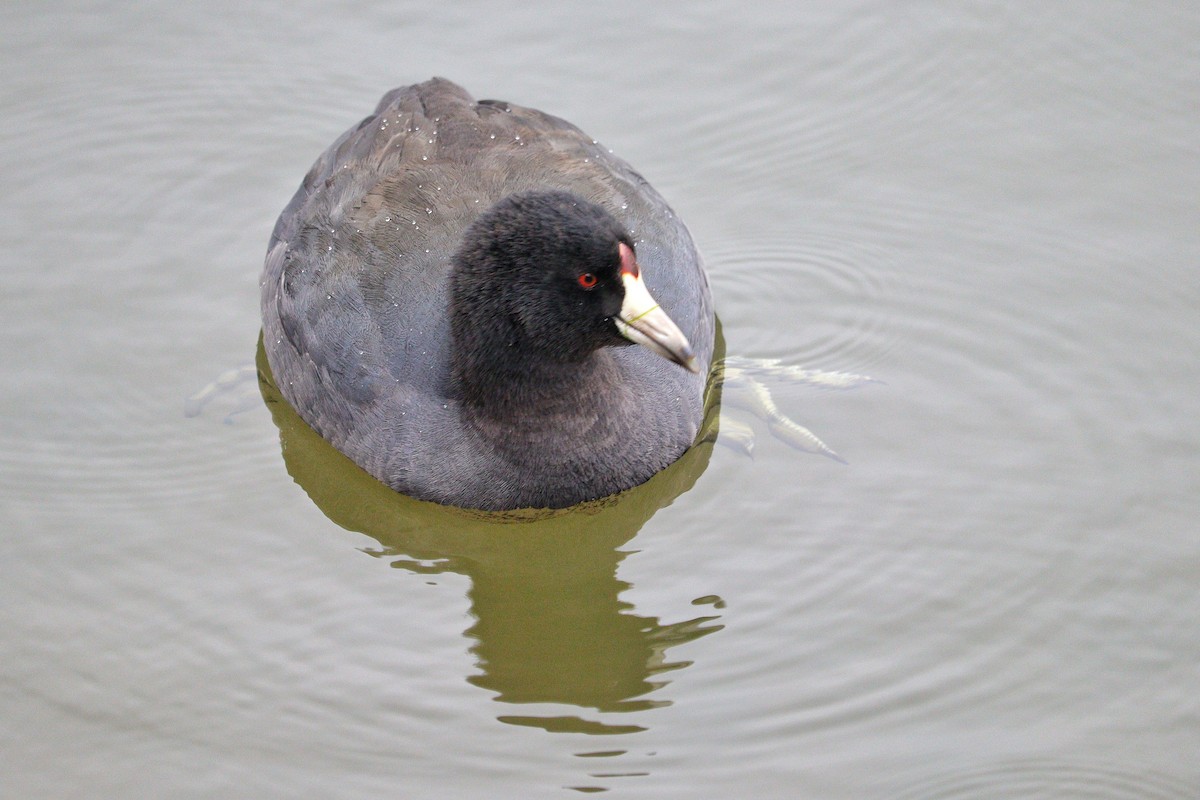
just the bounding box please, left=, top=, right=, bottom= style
left=3, top=2, right=1199, bottom=798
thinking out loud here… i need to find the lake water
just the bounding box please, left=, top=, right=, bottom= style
left=4, top=2, right=1198, bottom=797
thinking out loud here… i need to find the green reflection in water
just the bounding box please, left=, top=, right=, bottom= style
left=256, top=331, right=725, bottom=735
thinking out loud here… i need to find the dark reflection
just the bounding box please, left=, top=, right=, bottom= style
left=256, top=332, right=725, bottom=734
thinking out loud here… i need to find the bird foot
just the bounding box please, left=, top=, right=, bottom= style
left=184, top=363, right=261, bottom=424
left=712, top=356, right=877, bottom=462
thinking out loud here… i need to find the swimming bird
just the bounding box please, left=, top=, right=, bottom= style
left=261, top=78, right=714, bottom=509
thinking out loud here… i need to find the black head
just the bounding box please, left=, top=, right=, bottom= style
left=450, top=190, right=633, bottom=366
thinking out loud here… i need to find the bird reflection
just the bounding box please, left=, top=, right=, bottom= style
left=256, top=335, right=724, bottom=734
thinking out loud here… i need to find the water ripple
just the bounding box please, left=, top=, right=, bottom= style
left=688, top=179, right=1200, bottom=746
left=891, top=759, right=1196, bottom=800
left=705, top=232, right=897, bottom=372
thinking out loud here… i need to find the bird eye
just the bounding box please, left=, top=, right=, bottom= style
left=577, top=273, right=599, bottom=289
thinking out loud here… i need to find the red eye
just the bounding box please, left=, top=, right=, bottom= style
left=577, top=273, right=599, bottom=289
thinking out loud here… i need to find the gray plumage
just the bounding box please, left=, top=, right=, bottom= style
left=261, top=78, right=714, bottom=509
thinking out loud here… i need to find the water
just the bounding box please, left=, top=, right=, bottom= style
left=3, top=2, right=1198, bottom=797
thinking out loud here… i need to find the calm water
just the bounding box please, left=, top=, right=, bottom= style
left=4, top=2, right=1199, bottom=798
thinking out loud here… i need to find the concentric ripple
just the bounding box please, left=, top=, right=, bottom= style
left=5, top=3, right=1199, bottom=798
left=684, top=182, right=1200, bottom=753
left=891, top=759, right=1197, bottom=800
left=705, top=231, right=898, bottom=374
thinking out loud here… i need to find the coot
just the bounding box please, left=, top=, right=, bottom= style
left=261, top=78, right=714, bottom=509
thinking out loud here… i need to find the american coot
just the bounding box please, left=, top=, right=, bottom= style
left=261, top=78, right=715, bottom=510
